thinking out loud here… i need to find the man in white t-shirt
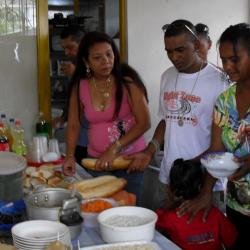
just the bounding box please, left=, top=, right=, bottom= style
left=127, top=19, right=228, bottom=209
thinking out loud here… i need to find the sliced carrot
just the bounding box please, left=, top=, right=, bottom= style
left=81, top=199, right=113, bottom=213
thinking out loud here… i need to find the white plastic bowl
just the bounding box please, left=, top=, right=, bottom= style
left=97, top=206, right=157, bottom=243
left=201, top=152, right=240, bottom=178
left=81, top=198, right=118, bottom=228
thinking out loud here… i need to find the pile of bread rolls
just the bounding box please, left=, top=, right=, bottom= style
left=24, top=164, right=69, bottom=189
left=69, top=175, right=127, bottom=199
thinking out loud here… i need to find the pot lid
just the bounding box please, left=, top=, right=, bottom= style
left=0, top=152, right=26, bottom=175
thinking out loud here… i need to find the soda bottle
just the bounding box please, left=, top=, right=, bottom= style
left=0, top=113, right=12, bottom=147
left=9, top=118, right=15, bottom=151
left=0, top=122, right=9, bottom=152
left=35, top=112, right=50, bottom=138
left=12, top=119, right=27, bottom=156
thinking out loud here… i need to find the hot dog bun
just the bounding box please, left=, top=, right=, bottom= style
left=71, top=175, right=117, bottom=191
left=81, top=157, right=132, bottom=171
left=78, top=178, right=127, bottom=199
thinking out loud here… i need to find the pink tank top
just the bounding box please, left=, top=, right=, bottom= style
left=79, top=79, right=146, bottom=157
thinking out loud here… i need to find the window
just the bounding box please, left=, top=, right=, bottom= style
left=0, top=0, right=36, bottom=35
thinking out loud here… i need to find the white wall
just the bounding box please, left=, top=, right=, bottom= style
left=0, top=34, right=38, bottom=142
left=127, top=0, right=250, bottom=142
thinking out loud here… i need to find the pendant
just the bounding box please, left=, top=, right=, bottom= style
left=99, top=104, right=105, bottom=111
left=103, top=92, right=110, bottom=98
left=178, top=117, right=184, bottom=126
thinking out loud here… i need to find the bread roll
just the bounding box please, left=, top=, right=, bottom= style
left=81, top=157, right=132, bottom=171
left=79, top=178, right=127, bottom=199
left=47, top=176, right=68, bottom=188
left=72, top=175, right=117, bottom=191
left=25, top=166, right=37, bottom=176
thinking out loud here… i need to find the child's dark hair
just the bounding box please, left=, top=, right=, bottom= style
left=218, top=23, right=250, bottom=55
left=170, top=159, right=203, bottom=200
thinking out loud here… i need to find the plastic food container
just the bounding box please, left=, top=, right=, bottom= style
left=81, top=198, right=117, bottom=228
left=201, top=152, right=240, bottom=178
left=0, top=152, right=26, bottom=201
left=97, top=206, right=157, bottom=243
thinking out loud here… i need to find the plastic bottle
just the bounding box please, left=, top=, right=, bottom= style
left=0, top=113, right=12, bottom=147
left=0, top=122, right=10, bottom=151
left=9, top=118, right=15, bottom=151
left=35, top=112, right=50, bottom=138
left=12, top=119, right=27, bottom=156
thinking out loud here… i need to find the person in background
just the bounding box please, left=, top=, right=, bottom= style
left=126, top=19, right=228, bottom=209
left=63, top=31, right=150, bottom=202
left=195, top=23, right=212, bottom=61
left=58, top=25, right=88, bottom=165
left=178, top=23, right=250, bottom=250
left=156, top=159, right=237, bottom=250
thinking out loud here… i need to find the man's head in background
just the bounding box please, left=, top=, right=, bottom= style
left=60, top=26, right=84, bottom=59
left=60, top=26, right=84, bottom=77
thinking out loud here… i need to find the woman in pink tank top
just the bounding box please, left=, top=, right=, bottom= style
left=63, top=32, right=150, bottom=202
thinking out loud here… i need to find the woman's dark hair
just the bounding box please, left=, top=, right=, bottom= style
left=195, top=23, right=210, bottom=40
left=170, top=159, right=203, bottom=200
left=69, top=31, right=148, bottom=120
left=218, top=23, right=250, bottom=55
left=162, top=19, right=198, bottom=41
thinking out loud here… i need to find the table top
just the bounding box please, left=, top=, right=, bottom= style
left=73, top=164, right=181, bottom=250
left=72, top=226, right=181, bottom=250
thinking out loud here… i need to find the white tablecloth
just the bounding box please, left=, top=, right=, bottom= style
left=72, top=226, right=181, bottom=250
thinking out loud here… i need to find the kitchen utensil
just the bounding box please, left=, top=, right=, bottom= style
left=11, top=220, right=72, bottom=250
left=79, top=241, right=161, bottom=250
left=201, top=152, right=240, bottom=178
left=97, top=206, right=157, bottom=243
left=25, top=188, right=82, bottom=221
left=0, top=152, right=26, bottom=201
left=80, top=198, right=118, bottom=228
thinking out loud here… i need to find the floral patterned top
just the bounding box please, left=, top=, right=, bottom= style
left=214, top=84, right=250, bottom=216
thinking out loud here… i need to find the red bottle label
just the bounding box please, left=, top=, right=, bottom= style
left=0, top=143, right=9, bottom=151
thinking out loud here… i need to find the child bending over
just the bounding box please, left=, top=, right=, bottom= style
left=156, top=159, right=237, bottom=250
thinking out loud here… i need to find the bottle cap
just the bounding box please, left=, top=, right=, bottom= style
left=15, top=119, right=21, bottom=126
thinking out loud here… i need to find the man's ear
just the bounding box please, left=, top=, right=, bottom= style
left=208, top=39, right=212, bottom=50
left=194, top=39, right=200, bottom=52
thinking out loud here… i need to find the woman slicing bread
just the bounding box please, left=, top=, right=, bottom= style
left=63, top=31, right=150, bottom=202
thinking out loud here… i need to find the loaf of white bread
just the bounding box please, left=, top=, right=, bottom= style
left=81, top=157, right=132, bottom=171
left=69, top=175, right=127, bottom=199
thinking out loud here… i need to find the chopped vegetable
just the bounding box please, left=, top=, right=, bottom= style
left=81, top=199, right=113, bottom=213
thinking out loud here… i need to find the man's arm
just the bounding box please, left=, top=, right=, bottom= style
left=126, top=119, right=166, bottom=172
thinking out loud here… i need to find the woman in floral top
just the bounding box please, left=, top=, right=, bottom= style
left=179, top=23, right=250, bottom=249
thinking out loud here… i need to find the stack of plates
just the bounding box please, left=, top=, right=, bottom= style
left=11, top=220, right=72, bottom=250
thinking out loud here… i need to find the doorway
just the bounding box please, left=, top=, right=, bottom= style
left=37, top=0, right=127, bottom=141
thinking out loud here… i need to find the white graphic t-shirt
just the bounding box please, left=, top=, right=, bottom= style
left=158, top=63, right=228, bottom=187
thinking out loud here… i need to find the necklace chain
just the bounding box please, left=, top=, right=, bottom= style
left=175, top=60, right=204, bottom=126
left=92, top=76, right=111, bottom=96
left=92, top=76, right=112, bottom=111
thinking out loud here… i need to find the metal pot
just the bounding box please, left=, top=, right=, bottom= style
left=25, top=188, right=82, bottom=221
left=0, top=152, right=26, bottom=201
